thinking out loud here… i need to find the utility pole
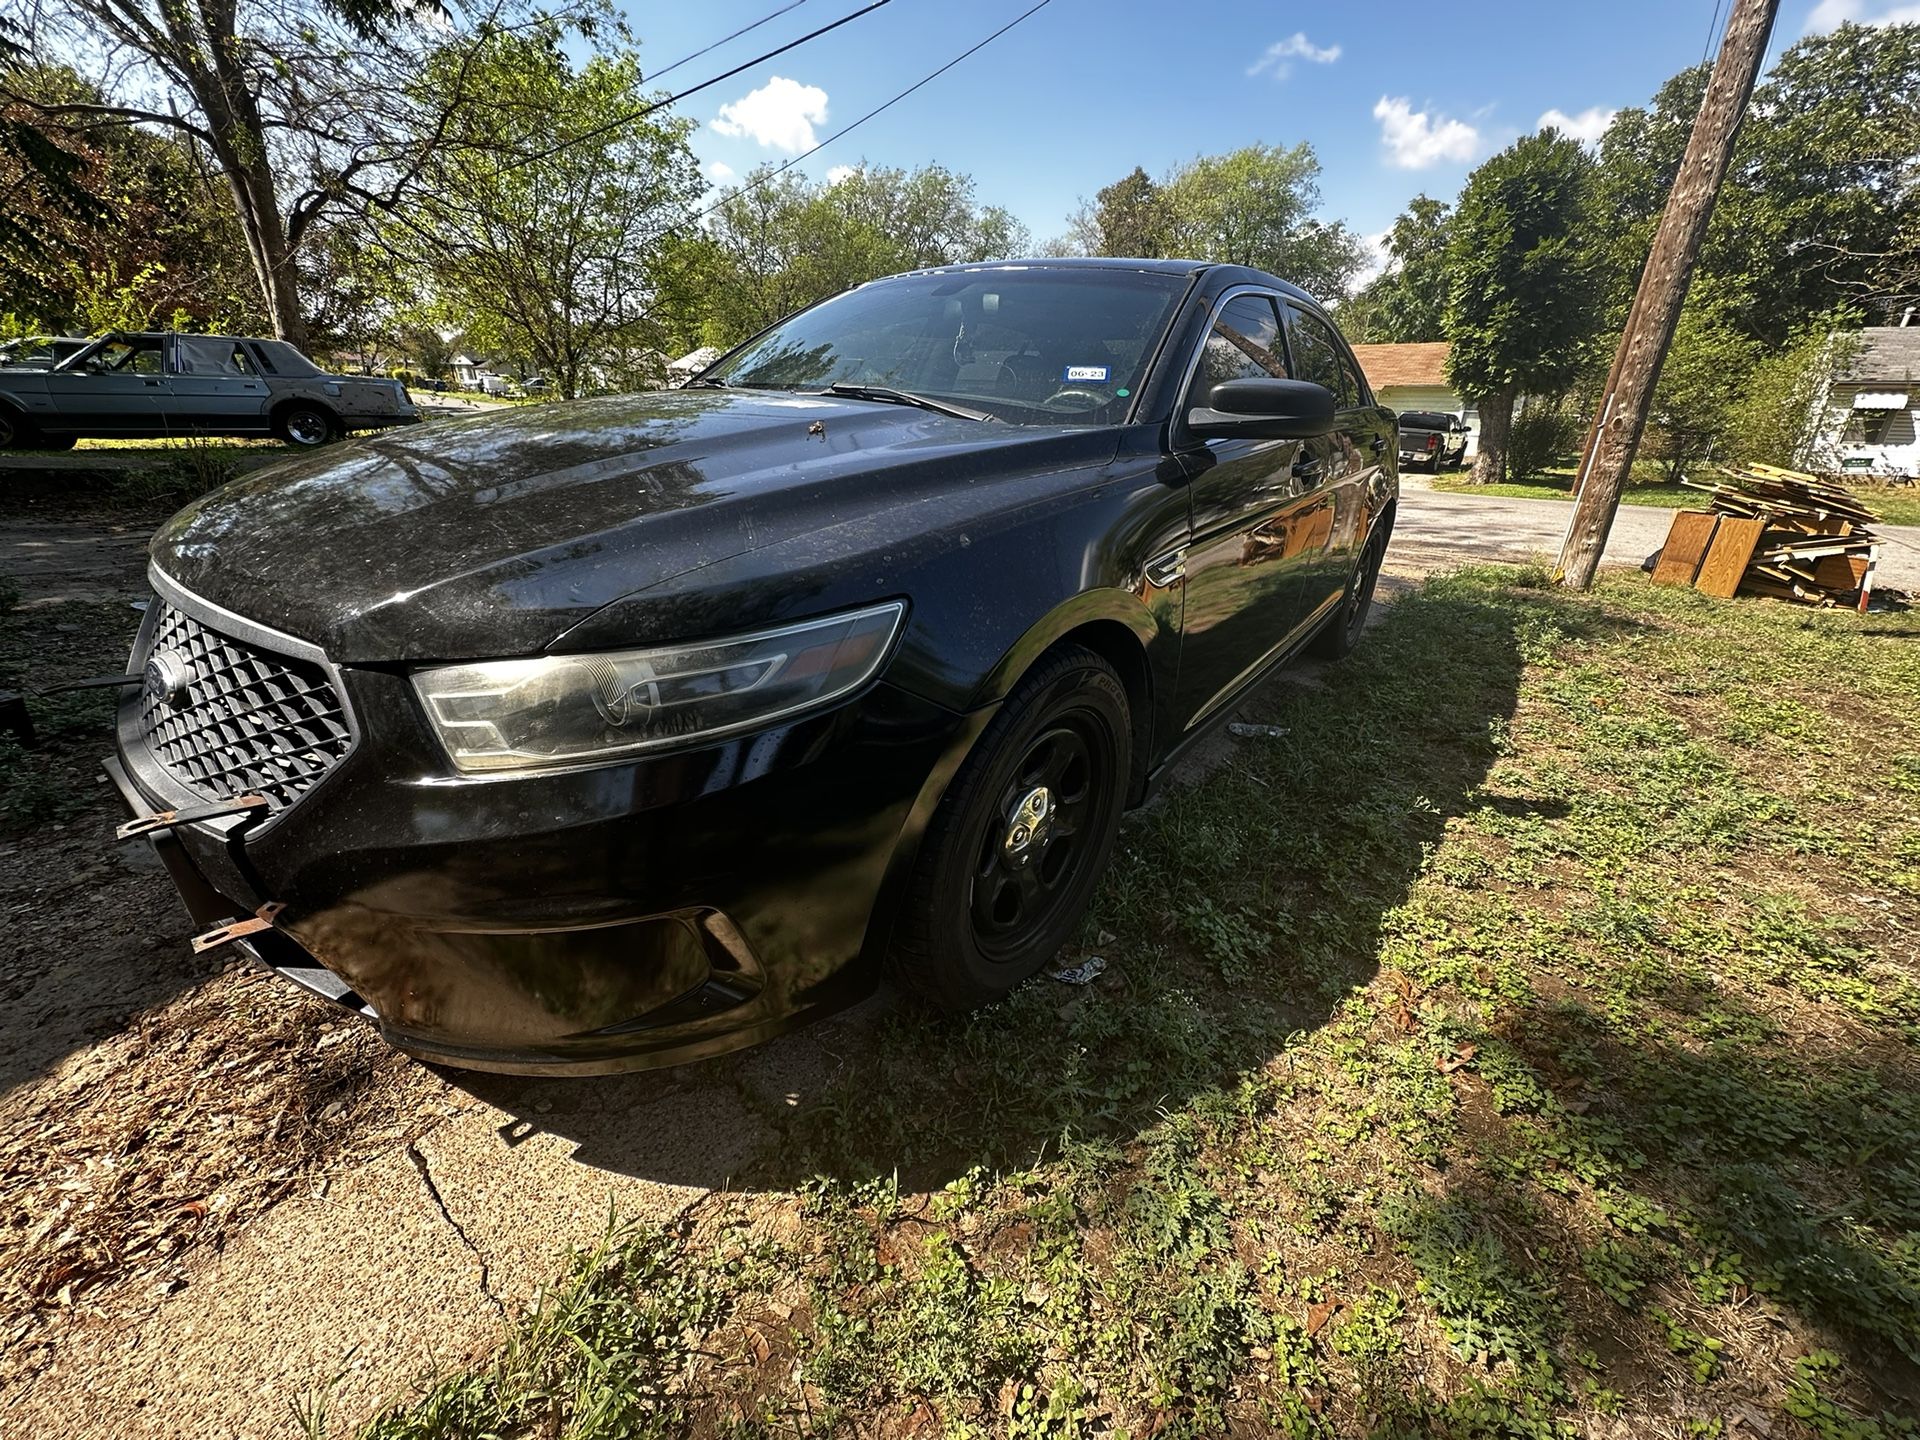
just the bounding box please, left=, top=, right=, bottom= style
left=1556, top=0, right=1781, bottom=590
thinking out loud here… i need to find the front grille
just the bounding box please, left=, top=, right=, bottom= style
left=138, top=602, right=353, bottom=815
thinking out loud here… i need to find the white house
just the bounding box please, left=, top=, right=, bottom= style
left=1348, top=341, right=1478, bottom=457
left=1812, top=322, right=1920, bottom=481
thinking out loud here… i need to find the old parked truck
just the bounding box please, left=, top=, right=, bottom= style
left=0, top=331, right=420, bottom=450
left=1395, top=409, right=1469, bottom=471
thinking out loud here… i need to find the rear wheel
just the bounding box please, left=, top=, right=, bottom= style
left=888, top=645, right=1131, bottom=1012
left=274, top=403, right=339, bottom=447
left=1311, top=523, right=1389, bottom=660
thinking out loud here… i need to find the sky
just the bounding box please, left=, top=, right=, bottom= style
left=622, top=0, right=1918, bottom=281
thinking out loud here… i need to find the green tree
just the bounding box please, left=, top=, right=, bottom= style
left=398, top=24, right=702, bottom=399
left=1444, top=131, right=1605, bottom=484
left=1347, top=195, right=1453, bottom=343
left=1157, top=144, right=1364, bottom=299
left=1069, top=166, right=1165, bottom=258
left=7, top=0, right=606, bottom=345
left=1592, top=24, right=1920, bottom=340
left=1644, top=281, right=1761, bottom=482
left=1067, top=145, right=1363, bottom=298
left=682, top=163, right=1028, bottom=348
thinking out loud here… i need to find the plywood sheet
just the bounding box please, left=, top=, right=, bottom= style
left=1652, top=511, right=1720, bottom=587
left=1694, top=516, right=1766, bottom=599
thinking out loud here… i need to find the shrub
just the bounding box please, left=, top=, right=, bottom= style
left=1508, top=399, right=1583, bottom=480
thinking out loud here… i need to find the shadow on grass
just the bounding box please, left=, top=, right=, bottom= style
left=459, top=571, right=1635, bottom=1192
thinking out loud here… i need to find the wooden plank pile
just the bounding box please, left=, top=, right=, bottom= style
left=1652, top=463, right=1881, bottom=609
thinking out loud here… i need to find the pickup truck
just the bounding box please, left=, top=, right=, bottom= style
left=0, top=330, right=420, bottom=450
left=1396, top=410, right=1469, bottom=471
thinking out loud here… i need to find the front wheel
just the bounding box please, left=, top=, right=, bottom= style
left=888, top=645, right=1131, bottom=1013
left=274, top=404, right=339, bottom=447
left=0, top=410, right=37, bottom=450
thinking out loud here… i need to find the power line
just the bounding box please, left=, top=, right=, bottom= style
left=683, top=0, right=1056, bottom=229
left=1702, top=0, right=1728, bottom=63
left=512, top=0, right=891, bottom=170
left=648, top=0, right=815, bottom=84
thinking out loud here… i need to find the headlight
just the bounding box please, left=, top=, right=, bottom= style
left=412, top=601, right=906, bottom=774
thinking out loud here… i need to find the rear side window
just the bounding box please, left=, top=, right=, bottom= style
left=1287, top=307, right=1362, bottom=410
left=1192, top=294, right=1289, bottom=402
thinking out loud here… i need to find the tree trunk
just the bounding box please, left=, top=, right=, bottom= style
left=1471, top=390, right=1514, bottom=485
left=166, top=7, right=308, bottom=346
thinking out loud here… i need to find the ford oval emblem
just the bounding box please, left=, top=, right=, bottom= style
left=144, top=649, right=192, bottom=708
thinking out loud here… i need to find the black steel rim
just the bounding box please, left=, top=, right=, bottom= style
left=969, top=715, right=1107, bottom=961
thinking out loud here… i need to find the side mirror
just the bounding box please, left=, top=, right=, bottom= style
left=1187, top=378, right=1337, bottom=440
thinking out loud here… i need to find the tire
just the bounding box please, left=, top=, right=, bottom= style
left=0, top=409, right=36, bottom=450
left=888, top=645, right=1132, bottom=1012
left=1311, top=522, right=1389, bottom=661
left=273, top=403, right=339, bottom=447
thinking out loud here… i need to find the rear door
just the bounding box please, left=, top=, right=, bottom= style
left=1169, top=289, right=1334, bottom=732
left=168, top=335, right=271, bottom=430
left=1282, top=304, right=1391, bottom=624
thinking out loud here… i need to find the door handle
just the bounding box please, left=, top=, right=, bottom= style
left=143, top=379, right=161, bottom=387
left=1370, top=435, right=1388, bottom=453
left=1292, top=455, right=1325, bottom=482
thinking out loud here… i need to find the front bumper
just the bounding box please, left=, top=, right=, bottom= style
left=111, top=657, right=978, bottom=1074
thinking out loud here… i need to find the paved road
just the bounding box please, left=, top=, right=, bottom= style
left=1387, top=481, right=1920, bottom=593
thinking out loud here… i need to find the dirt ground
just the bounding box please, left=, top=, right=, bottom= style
left=1, top=470, right=1908, bottom=1437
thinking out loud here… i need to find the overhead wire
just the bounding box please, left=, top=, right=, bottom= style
left=647, top=0, right=815, bottom=84
left=679, top=0, right=1057, bottom=229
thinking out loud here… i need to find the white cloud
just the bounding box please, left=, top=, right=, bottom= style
left=825, top=164, right=857, bottom=185
left=705, top=160, right=736, bottom=184
left=1354, top=230, right=1393, bottom=288
left=1806, top=0, right=1920, bottom=30
left=1372, top=96, right=1480, bottom=169
left=1538, top=105, right=1618, bottom=146
left=1246, top=32, right=1341, bottom=79
left=711, top=76, right=829, bottom=153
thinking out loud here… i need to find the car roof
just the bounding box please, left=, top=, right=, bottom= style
left=884, top=256, right=1325, bottom=309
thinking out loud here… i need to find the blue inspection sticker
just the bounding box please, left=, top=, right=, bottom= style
left=1062, top=365, right=1110, bottom=383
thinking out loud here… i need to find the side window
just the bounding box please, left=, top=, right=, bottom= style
left=1286, top=307, right=1361, bottom=410
left=1191, top=294, right=1288, bottom=405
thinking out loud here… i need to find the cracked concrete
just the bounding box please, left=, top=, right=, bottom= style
left=405, top=1140, right=506, bottom=1322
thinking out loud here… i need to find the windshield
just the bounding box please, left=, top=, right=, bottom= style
left=705, top=268, right=1186, bottom=427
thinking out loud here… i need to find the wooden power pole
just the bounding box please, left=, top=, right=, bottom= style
left=1556, top=0, right=1781, bottom=589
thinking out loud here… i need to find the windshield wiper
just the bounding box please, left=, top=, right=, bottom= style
left=816, top=383, right=995, bottom=423
left=680, top=377, right=731, bottom=389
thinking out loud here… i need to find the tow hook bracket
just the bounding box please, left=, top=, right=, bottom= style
left=191, top=902, right=286, bottom=954
left=116, top=793, right=269, bottom=841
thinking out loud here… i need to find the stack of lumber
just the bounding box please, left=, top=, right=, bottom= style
left=1652, top=463, right=1881, bottom=609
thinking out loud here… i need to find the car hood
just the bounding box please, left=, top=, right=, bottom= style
left=151, top=388, right=1118, bottom=662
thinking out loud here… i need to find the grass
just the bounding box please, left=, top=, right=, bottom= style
left=324, top=567, right=1920, bottom=1438
left=1432, top=465, right=1920, bottom=526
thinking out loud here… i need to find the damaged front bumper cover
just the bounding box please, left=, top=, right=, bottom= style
left=101, top=751, right=377, bottom=1020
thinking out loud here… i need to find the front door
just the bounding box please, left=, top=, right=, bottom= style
left=41, top=334, right=173, bottom=433
left=1170, top=291, right=1332, bottom=733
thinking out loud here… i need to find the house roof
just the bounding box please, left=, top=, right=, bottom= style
left=1348, top=341, right=1451, bottom=391
left=1838, top=326, right=1920, bottom=385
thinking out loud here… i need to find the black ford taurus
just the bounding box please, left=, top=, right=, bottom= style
left=107, top=259, right=1397, bottom=1074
